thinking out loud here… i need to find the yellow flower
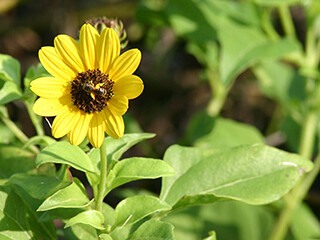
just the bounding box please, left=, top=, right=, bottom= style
left=30, top=24, right=143, bottom=148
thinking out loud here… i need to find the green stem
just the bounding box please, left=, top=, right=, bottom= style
left=206, top=69, right=228, bottom=117
left=25, top=101, right=44, bottom=136
left=278, top=5, right=296, bottom=39
left=268, top=111, right=318, bottom=240
left=0, top=114, right=39, bottom=154
left=262, top=8, right=280, bottom=42
left=95, top=140, right=108, bottom=213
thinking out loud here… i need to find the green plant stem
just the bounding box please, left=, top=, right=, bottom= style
left=206, top=69, right=228, bottom=117
left=25, top=101, right=44, bottom=136
left=278, top=5, right=296, bottom=39
left=0, top=114, right=39, bottom=154
left=95, top=140, right=108, bottom=213
left=262, top=8, right=280, bottom=42
left=268, top=111, right=318, bottom=240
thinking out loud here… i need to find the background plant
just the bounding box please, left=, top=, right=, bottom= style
left=0, top=0, right=319, bottom=239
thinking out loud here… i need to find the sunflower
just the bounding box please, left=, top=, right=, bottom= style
left=30, top=24, right=143, bottom=148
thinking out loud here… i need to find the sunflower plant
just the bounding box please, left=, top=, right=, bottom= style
left=0, top=14, right=316, bottom=240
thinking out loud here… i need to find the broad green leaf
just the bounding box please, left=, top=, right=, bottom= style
left=0, top=144, right=35, bottom=180
left=161, top=144, right=313, bottom=206
left=67, top=224, right=98, bottom=240
left=217, top=17, right=301, bottom=86
left=38, top=208, right=84, bottom=222
left=99, top=234, right=113, bottom=240
left=0, top=81, right=22, bottom=104
left=0, top=54, right=20, bottom=85
left=0, top=185, right=57, bottom=240
left=165, top=0, right=217, bottom=43
left=291, top=203, right=320, bottom=240
left=128, top=219, right=175, bottom=240
left=254, top=61, right=305, bottom=105
left=37, top=178, right=90, bottom=211
left=65, top=210, right=105, bottom=230
left=8, top=167, right=71, bottom=199
left=106, top=157, right=175, bottom=192
left=113, top=195, right=171, bottom=228
left=102, top=202, right=115, bottom=228
left=164, top=201, right=274, bottom=240
left=0, top=54, right=22, bottom=104
left=36, top=141, right=95, bottom=173
left=195, top=117, right=264, bottom=149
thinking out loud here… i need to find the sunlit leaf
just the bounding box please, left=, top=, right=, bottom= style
left=65, top=210, right=105, bottom=230
left=128, top=219, right=175, bottom=240
left=161, top=144, right=313, bottom=206
left=113, top=195, right=171, bottom=228
left=37, top=178, right=90, bottom=211
left=36, top=141, right=95, bottom=173
left=106, top=157, right=175, bottom=192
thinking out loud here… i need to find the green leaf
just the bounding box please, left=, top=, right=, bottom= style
left=86, top=133, right=156, bottom=195
left=22, top=136, right=56, bottom=149
left=36, top=141, right=95, bottom=173
left=0, top=144, right=36, bottom=180
left=99, top=234, right=113, bottom=240
left=164, top=201, right=274, bottom=240
left=217, top=17, right=302, bottom=86
left=194, top=117, right=264, bottom=149
left=0, top=54, right=22, bottom=104
left=203, top=231, right=217, bottom=240
left=113, top=195, right=171, bottom=228
left=128, top=219, right=175, bottom=240
left=102, top=202, right=115, bottom=228
left=160, top=144, right=313, bottom=206
left=0, top=54, right=20, bottom=85
left=67, top=224, right=98, bottom=240
left=8, top=168, right=72, bottom=199
left=38, top=208, right=84, bottom=222
left=0, top=185, right=57, bottom=240
left=254, top=61, right=305, bottom=106
left=0, top=81, right=22, bottom=104
left=291, top=203, right=320, bottom=240
left=37, top=178, right=90, bottom=211
left=105, top=133, right=156, bottom=162
left=65, top=210, right=105, bottom=230
left=106, top=157, right=175, bottom=192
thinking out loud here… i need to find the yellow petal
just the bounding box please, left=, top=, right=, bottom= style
left=30, top=77, right=70, bottom=98
left=51, top=106, right=80, bottom=138
left=54, top=34, right=85, bottom=73
left=79, top=24, right=99, bottom=70
left=101, top=108, right=124, bottom=139
left=39, top=46, right=76, bottom=80
left=108, top=49, right=141, bottom=81
left=87, top=112, right=105, bottom=148
left=97, top=28, right=120, bottom=73
left=108, top=95, right=128, bottom=116
left=68, top=112, right=93, bottom=146
left=113, top=75, right=144, bottom=99
left=33, top=95, right=71, bottom=116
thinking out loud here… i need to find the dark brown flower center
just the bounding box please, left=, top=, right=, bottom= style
left=70, top=69, right=114, bottom=113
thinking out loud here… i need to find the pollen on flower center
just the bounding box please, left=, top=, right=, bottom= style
left=70, top=69, right=114, bottom=113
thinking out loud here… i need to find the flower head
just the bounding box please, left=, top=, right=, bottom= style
left=31, top=24, right=143, bottom=148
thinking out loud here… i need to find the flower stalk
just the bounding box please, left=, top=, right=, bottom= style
left=95, top=140, right=108, bottom=213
